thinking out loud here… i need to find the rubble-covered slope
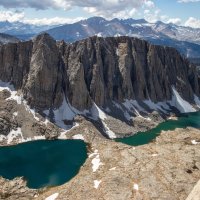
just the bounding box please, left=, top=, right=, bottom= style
left=0, top=33, right=200, bottom=138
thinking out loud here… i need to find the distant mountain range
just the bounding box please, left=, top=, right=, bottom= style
left=45, top=17, right=200, bottom=58
left=46, top=17, right=200, bottom=44
left=0, top=33, right=20, bottom=44
left=0, top=17, right=200, bottom=58
left=0, top=20, right=57, bottom=40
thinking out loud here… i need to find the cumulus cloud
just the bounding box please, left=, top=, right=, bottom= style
left=0, top=0, right=145, bottom=10
left=24, top=17, right=85, bottom=25
left=178, top=0, right=200, bottom=2
left=0, top=10, right=84, bottom=25
left=144, top=9, right=162, bottom=23
left=70, top=0, right=148, bottom=19
left=167, top=18, right=182, bottom=25
left=0, top=0, right=153, bottom=19
left=0, top=0, right=58, bottom=10
left=144, top=0, right=155, bottom=8
left=0, top=10, right=25, bottom=22
left=185, top=17, right=200, bottom=28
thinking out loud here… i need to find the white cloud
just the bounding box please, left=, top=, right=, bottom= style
left=144, top=9, right=161, bottom=23
left=0, top=0, right=153, bottom=19
left=144, top=0, right=155, bottom=8
left=144, top=9, right=182, bottom=26
left=0, top=10, right=84, bottom=25
left=167, top=18, right=182, bottom=25
left=178, top=0, right=200, bottom=2
left=80, top=0, right=149, bottom=19
left=0, top=0, right=58, bottom=10
left=24, top=17, right=84, bottom=25
left=0, top=10, right=25, bottom=22
left=185, top=17, right=200, bottom=28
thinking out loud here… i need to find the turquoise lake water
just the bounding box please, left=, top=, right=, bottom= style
left=116, top=112, right=200, bottom=146
left=0, top=140, right=87, bottom=189
left=0, top=112, right=200, bottom=189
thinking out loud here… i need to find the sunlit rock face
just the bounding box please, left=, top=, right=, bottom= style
left=0, top=33, right=199, bottom=113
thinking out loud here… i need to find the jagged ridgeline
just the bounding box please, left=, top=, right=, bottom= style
left=0, top=33, right=199, bottom=116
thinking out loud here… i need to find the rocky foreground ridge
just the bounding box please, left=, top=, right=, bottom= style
left=0, top=33, right=200, bottom=139
left=1, top=121, right=200, bottom=200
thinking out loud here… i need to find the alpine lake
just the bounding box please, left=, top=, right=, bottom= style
left=0, top=112, right=200, bottom=189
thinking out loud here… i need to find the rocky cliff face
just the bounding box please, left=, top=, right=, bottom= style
left=0, top=33, right=199, bottom=121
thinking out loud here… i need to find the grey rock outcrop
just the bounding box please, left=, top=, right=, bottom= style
left=61, top=36, right=200, bottom=107
left=0, top=34, right=199, bottom=113
left=0, top=177, right=38, bottom=199
left=23, top=33, right=63, bottom=110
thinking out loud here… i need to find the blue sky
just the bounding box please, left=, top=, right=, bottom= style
left=0, top=0, right=199, bottom=28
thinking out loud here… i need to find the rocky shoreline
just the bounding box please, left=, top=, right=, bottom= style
left=1, top=120, right=200, bottom=200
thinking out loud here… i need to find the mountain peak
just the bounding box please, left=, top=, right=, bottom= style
left=123, top=18, right=148, bottom=24
left=33, top=32, right=55, bottom=42
left=85, top=16, right=107, bottom=23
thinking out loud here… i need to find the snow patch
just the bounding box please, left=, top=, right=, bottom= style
left=52, top=97, right=77, bottom=130
left=72, top=134, right=84, bottom=140
left=13, top=112, right=18, bottom=117
left=0, top=135, right=6, bottom=142
left=191, top=140, right=200, bottom=145
left=123, top=99, right=146, bottom=115
left=144, top=100, right=170, bottom=113
left=123, top=99, right=151, bottom=120
left=90, top=103, right=107, bottom=120
left=96, top=32, right=102, bottom=37
left=58, top=123, right=79, bottom=139
left=0, top=128, right=46, bottom=145
left=124, top=111, right=131, bottom=120
left=171, top=87, right=196, bottom=113
left=45, top=193, right=59, bottom=200
left=109, top=167, right=116, bottom=171
left=23, top=100, right=40, bottom=121
left=194, top=95, right=200, bottom=108
left=54, top=97, right=76, bottom=121
left=116, top=48, right=119, bottom=56
left=7, top=128, right=23, bottom=144
left=90, top=150, right=103, bottom=172
left=94, top=180, right=102, bottom=189
left=133, top=183, right=139, bottom=191
left=44, top=118, right=51, bottom=126
left=114, top=33, right=121, bottom=37
left=102, top=121, right=116, bottom=139
left=0, top=80, right=41, bottom=122
left=33, top=135, right=45, bottom=140
left=89, top=149, right=98, bottom=158
left=90, top=103, right=116, bottom=139
left=92, top=155, right=103, bottom=172
left=0, top=80, right=22, bottom=104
